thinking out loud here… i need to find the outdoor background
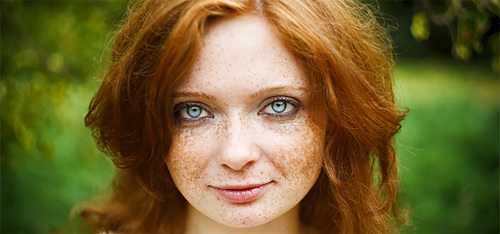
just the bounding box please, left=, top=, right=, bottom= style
left=1, top=0, right=498, bottom=232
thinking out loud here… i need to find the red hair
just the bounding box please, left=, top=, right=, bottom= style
left=84, top=0, right=407, bottom=232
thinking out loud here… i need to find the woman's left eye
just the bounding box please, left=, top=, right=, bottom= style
left=258, top=97, right=301, bottom=119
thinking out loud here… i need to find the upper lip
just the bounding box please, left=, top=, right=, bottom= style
left=210, top=181, right=273, bottom=190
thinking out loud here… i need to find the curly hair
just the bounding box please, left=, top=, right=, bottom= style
left=83, top=0, right=407, bottom=232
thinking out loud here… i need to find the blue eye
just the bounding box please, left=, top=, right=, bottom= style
left=259, top=97, right=301, bottom=119
left=174, top=103, right=213, bottom=123
left=186, top=106, right=202, bottom=118
left=271, top=101, right=287, bottom=113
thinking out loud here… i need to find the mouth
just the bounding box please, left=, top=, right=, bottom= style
left=210, top=181, right=273, bottom=203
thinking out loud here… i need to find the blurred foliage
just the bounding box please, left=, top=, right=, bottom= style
left=0, top=0, right=127, bottom=232
left=410, top=0, right=500, bottom=71
left=411, top=12, right=431, bottom=41
left=0, top=0, right=498, bottom=233
left=395, top=59, right=499, bottom=232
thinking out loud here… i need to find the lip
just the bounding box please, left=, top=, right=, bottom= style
left=211, top=182, right=273, bottom=203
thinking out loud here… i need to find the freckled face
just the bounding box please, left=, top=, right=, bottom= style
left=166, top=14, right=326, bottom=227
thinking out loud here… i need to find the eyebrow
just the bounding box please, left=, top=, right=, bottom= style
left=172, top=91, right=217, bottom=101
left=172, top=86, right=308, bottom=101
left=248, top=86, right=308, bottom=99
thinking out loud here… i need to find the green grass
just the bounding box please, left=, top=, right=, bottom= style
left=394, top=59, right=499, bottom=233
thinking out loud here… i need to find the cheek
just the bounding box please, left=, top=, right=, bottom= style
left=262, top=116, right=325, bottom=181
left=166, top=128, right=211, bottom=189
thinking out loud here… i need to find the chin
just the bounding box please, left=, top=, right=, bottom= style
left=209, top=205, right=274, bottom=228
left=217, top=216, right=269, bottom=228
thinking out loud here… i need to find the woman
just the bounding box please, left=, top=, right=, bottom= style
left=83, top=0, right=407, bottom=232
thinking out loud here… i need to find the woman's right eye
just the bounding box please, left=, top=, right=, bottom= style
left=174, top=103, right=213, bottom=123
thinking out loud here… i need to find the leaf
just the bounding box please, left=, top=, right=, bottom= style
left=455, top=42, right=472, bottom=60
left=411, top=11, right=431, bottom=42
left=488, top=0, right=500, bottom=16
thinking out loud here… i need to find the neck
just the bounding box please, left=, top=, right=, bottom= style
left=184, top=203, right=304, bottom=234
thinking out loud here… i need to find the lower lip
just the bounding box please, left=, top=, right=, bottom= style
left=212, top=182, right=272, bottom=203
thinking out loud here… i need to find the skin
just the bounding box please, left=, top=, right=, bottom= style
left=166, top=14, right=326, bottom=233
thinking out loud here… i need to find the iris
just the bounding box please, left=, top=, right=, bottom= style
left=271, top=101, right=286, bottom=113
left=187, top=106, right=202, bottom=118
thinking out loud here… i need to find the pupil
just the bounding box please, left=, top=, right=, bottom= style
left=272, top=101, right=286, bottom=113
left=187, top=106, right=202, bottom=118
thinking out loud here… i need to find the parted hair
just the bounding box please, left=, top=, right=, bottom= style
left=83, top=0, right=407, bottom=232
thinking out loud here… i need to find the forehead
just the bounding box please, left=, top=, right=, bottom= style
left=176, top=14, right=308, bottom=96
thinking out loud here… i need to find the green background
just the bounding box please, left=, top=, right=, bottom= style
left=1, top=1, right=498, bottom=232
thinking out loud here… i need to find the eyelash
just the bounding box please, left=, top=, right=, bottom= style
left=258, top=96, right=301, bottom=120
left=174, top=102, right=214, bottom=124
left=173, top=96, right=301, bottom=124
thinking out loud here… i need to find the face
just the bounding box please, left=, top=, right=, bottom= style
left=166, top=14, right=326, bottom=228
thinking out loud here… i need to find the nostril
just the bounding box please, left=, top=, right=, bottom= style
left=222, top=159, right=256, bottom=171
left=217, top=137, right=261, bottom=171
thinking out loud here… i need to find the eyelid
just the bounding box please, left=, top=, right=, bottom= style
left=257, top=96, right=302, bottom=118
left=173, top=102, right=214, bottom=124
left=174, top=101, right=213, bottom=113
left=258, top=96, right=301, bottom=110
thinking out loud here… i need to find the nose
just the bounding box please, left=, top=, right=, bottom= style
left=217, top=117, right=261, bottom=171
